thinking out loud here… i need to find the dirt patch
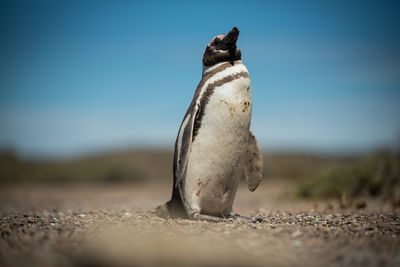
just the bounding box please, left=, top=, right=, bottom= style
left=0, top=182, right=399, bottom=267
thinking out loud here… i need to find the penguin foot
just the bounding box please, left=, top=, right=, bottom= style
left=192, top=213, right=224, bottom=222
left=227, top=214, right=265, bottom=223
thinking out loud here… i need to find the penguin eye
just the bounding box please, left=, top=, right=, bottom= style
left=213, top=38, right=220, bottom=46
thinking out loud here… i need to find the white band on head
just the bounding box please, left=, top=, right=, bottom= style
left=208, top=34, right=226, bottom=47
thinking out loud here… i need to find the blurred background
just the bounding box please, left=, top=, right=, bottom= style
left=0, top=0, right=399, bottom=204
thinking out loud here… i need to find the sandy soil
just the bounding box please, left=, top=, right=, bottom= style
left=0, top=181, right=399, bottom=267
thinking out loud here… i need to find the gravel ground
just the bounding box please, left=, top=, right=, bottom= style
left=0, top=182, right=399, bottom=267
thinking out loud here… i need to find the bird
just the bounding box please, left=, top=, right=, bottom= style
left=158, top=27, right=263, bottom=221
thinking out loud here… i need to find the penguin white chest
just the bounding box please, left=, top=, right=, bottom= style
left=184, top=75, right=252, bottom=216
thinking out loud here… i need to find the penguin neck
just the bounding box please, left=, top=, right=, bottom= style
left=202, top=62, right=226, bottom=75
left=202, top=63, right=220, bottom=75
left=202, top=61, right=239, bottom=76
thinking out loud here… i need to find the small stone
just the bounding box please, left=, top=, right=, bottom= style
left=292, top=240, right=302, bottom=247
left=292, top=230, right=302, bottom=238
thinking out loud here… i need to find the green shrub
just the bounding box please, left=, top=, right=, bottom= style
left=296, top=152, right=400, bottom=205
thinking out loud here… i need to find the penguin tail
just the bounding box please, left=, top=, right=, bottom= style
left=153, top=202, right=169, bottom=218
left=153, top=199, right=187, bottom=219
left=154, top=186, right=188, bottom=219
left=165, top=197, right=188, bottom=219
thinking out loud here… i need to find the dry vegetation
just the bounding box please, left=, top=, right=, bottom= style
left=296, top=152, right=400, bottom=207
left=0, top=149, right=359, bottom=184
left=0, top=149, right=173, bottom=184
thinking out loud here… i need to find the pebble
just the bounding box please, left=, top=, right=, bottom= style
left=292, top=240, right=303, bottom=247
left=291, top=230, right=302, bottom=238
left=1, top=208, right=399, bottom=266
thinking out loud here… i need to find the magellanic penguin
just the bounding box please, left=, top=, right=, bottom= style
left=159, top=27, right=263, bottom=221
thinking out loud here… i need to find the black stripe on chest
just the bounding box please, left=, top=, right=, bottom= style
left=172, top=62, right=238, bottom=178
left=192, top=71, right=250, bottom=141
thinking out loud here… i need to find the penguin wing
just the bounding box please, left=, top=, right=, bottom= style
left=173, top=102, right=200, bottom=189
left=244, top=131, right=264, bottom=191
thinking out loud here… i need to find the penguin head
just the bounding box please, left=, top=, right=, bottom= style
left=202, top=27, right=242, bottom=67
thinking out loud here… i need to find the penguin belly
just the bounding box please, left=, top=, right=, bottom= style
left=183, top=75, right=252, bottom=216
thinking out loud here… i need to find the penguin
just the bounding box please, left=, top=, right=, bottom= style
left=158, top=27, right=263, bottom=221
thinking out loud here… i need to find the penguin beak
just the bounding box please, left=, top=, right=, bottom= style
left=222, top=27, right=239, bottom=47
left=214, top=27, right=239, bottom=51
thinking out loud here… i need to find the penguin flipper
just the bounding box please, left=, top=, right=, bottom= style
left=244, top=131, right=264, bottom=191
left=174, top=103, right=200, bottom=191
left=167, top=97, right=200, bottom=218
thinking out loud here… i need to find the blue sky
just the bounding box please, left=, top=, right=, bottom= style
left=1, top=0, right=399, bottom=157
